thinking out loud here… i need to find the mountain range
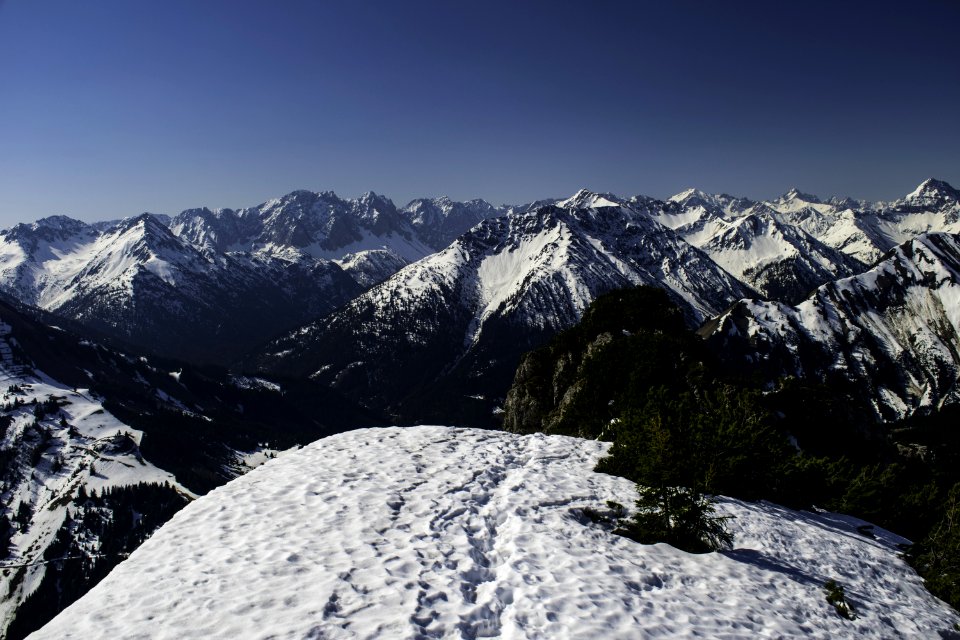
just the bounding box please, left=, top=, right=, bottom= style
left=3, top=178, right=960, bottom=635
left=2, top=179, right=959, bottom=421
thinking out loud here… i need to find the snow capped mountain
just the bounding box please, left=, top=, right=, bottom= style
left=167, top=207, right=256, bottom=255
left=650, top=191, right=864, bottom=302
left=682, top=208, right=865, bottom=303
left=903, top=178, right=960, bottom=209
left=0, top=216, right=102, bottom=309
left=666, top=188, right=756, bottom=219
left=554, top=188, right=627, bottom=210
left=89, top=213, right=172, bottom=234
left=169, top=190, right=435, bottom=286
left=877, top=179, right=960, bottom=248
left=702, top=232, right=960, bottom=421
left=250, top=190, right=431, bottom=262
left=252, top=197, right=752, bottom=423
left=655, top=179, right=960, bottom=300
left=765, top=179, right=960, bottom=266
left=3, top=178, right=958, bottom=374
left=32, top=426, right=960, bottom=639
left=0, top=210, right=364, bottom=363
left=401, top=196, right=507, bottom=251
left=772, top=187, right=828, bottom=211
left=0, top=188, right=457, bottom=363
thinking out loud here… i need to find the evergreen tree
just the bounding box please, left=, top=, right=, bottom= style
left=600, top=389, right=733, bottom=553
left=910, top=483, right=960, bottom=610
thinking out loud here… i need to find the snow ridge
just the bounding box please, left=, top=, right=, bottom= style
left=33, top=426, right=960, bottom=639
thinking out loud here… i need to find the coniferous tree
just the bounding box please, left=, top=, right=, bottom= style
left=911, top=483, right=960, bottom=610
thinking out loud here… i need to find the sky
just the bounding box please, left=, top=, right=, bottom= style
left=0, top=0, right=958, bottom=225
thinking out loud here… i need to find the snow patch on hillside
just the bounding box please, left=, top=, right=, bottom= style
left=0, top=317, right=190, bottom=634
left=35, top=426, right=959, bottom=639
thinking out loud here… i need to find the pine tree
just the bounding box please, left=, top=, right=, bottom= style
left=911, top=483, right=960, bottom=609
left=607, top=389, right=733, bottom=553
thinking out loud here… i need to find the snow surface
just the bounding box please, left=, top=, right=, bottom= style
left=34, top=426, right=959, bottom=639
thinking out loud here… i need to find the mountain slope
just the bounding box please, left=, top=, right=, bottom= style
left=0, top=296, right=384, bottom=638
left=0, top=213, right=363, bottom=364
left=701, top=232, right=960, bottom=421
left=33, top=426, right=960, bottom=639
left=251, top=198, right=752, bottom=424
left=0, top=306, right=191, bottom=638
left=401, top=196, right=506, bottom=251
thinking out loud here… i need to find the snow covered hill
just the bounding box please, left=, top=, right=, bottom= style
left=702, top=232, right=960, bottom=421
left=33, top=426, right=960, bottom=639
left=251, top=197, right=752, bottom=424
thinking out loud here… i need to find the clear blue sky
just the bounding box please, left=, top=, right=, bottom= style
left=1, top=0, right=958, bottom=225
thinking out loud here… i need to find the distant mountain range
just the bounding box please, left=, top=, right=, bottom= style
left=1, top=179, right=959, bottom=418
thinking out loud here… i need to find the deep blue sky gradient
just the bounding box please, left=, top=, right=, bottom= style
left=1, top=0, right=958, bottom=225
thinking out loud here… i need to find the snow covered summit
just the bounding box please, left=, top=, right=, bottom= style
left=34, top=426, right=959, bottom=639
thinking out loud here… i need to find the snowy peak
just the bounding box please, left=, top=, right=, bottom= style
left=664, top=189, right=757, bottom=220
left=903, top=178, right=960, bottom=205
left=241, top=189, right=430, bottom=263
left=778, top=187, right=822, bottom=204
left=400, top=196, right=505, bottom=250
left=2, top=215, right=94, bottom=247
left=555, top=189, right=624, bottom=210
left=668, top=187, right=707, bottom=203
left=169, top=207, right=247, bottom=254
left=29, top=215, right=92, bottom=236
left=666, top=188, right=751, bottom=211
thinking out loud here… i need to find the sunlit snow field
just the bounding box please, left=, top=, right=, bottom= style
left=33, top=426, right=960, bottom=639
